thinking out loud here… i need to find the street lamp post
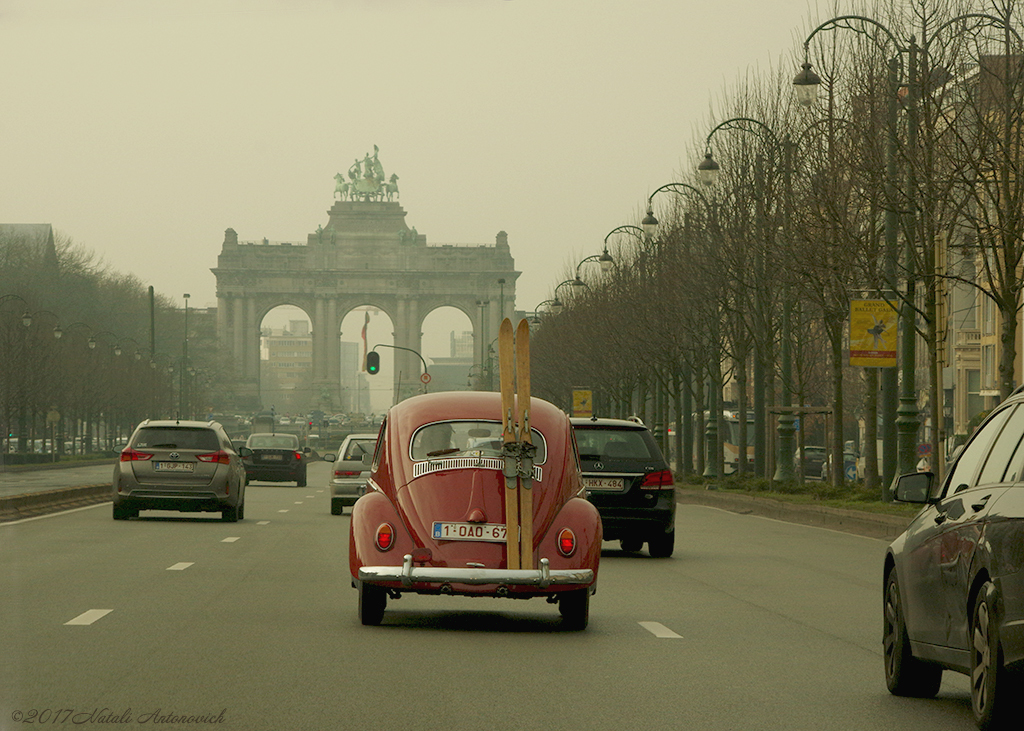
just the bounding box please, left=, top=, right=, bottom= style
left=700, top=116, right=787, bottom=481
left=182, top=294, right=191, bottom=419
left=642, top=181, right=715, bottom=477
left=798, top=11, right=1024, bottom=486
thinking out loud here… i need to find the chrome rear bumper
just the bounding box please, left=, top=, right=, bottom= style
left=359, top=555, right=594, bottom=589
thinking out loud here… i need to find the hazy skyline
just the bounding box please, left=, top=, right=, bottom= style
left=2, top=0, right=818, bottom=361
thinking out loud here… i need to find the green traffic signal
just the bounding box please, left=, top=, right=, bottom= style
left=366, top=351, right=380, bottom=375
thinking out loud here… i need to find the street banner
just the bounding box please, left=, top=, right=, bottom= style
left=849, top=299, right=897, bottom=367
left=572, top=389, right=593, bottom=418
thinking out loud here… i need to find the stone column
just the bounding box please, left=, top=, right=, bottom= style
left=232, top=296, right=244, bottom=378
left=314, top=296, right=326, bottom=382
left=245, top=297, right=257, bottom=380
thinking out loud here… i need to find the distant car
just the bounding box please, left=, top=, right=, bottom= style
left=323, top=432, right=378, bottom=515
left=112, top=419, right=250, bottom=521
left=570, top=416, right=675, bottom=557
left=795, top=445, right=827, bottom=479
left=884, top=393, right=1024, bottom=729
left=350, top=392, right=601, bottom=628
left=244, top=432, right=308, bottom=486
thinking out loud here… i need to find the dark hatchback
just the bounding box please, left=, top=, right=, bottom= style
left=244, top=432, right=309, bottom=486
left=570, top=417, right=675, bottom=557
left=885, top=392, right=1024, bottom=730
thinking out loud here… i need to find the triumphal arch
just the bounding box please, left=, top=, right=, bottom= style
left=211, top=149, right=519, bottom=408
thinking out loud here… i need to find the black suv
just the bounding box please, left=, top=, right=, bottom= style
left=570, top=417, right=675, bottom=557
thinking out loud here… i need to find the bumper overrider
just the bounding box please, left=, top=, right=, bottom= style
left=359, top=554, right=594, bottom=590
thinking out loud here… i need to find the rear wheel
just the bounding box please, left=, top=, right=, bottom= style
left=221, top=505, right=239, bottom=522
left=883, top=571, right=942, bottom=697
left=296, top=470, right=307, bottom=488
left=648, top=531, right=675, bottom=558
left=559, top=589, right=590, bottom=630
left=237, top=501, right=245, bottom=521
left=971, top=581, right=1022, bottom=729
left=619, top=538, right=642, bottom=553
left=112, top=504, right=132, bottom=520
left=331, top=502, right=343, bottom=516
left=358, top=583, right=387, bottom=626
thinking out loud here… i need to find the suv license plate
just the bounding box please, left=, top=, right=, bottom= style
left=432, top=522, right=507, bottom=542
left=261, top=454, right=283, bottom=461
left=154, top=461, right=195, bottom=472
left=582, top=476, right=624, bottom=491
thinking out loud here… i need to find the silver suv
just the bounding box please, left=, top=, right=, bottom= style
left=112, top=420, right=251, bottom=521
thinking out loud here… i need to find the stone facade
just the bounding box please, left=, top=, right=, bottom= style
left=211, top=200, right=519, bottom=408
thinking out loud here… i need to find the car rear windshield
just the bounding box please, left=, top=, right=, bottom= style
left=574, top=428, right=654, bottom=461
left=343, top=439, right=376, bottom=460
left=248, top=434, right=299, bottom=449
left=132, top=427, right=220, bottom=451
left=410, top=421, right=547, bottom=463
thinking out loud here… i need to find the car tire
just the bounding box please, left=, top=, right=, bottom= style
left=620, top=538, right=642, bottom=553
left=883, top=571, right=942, bottom=697
left=971, top=581, right=1020, bottom=729
left=559, top=589, right=590, bottom=631
left=112, top=504, right=131, bottom=520
left=648, top=531, right=675, bottom=558
left=221, top=505, right=239, bottom=523
left=331, top=502, right=343, bottom=516
left=296, top=471, right=307, bottom=488
left=359, top=583, right=387, bottom=626
left=237, top=501, right=245, bottom=521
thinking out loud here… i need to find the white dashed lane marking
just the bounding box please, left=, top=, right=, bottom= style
left=257, top=521, right=270, bottom=525
left=65, top=610, right=112, bottom=626
left=277, top=510, right=289, bottom=513
left=221, top=537, right=240, bottom=543
left=639, top=622, right=683, bottom=638
left=167, top=562, right=194, bottom=570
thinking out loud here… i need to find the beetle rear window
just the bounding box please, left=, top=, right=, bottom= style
left=410, top=421, right=546, bottom=463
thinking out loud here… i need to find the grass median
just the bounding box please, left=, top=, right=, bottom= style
left=676, top=473, right=923, bottom=518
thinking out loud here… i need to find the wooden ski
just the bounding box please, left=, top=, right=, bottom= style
left=515, top=317, right=535, bottom=569
left=498, top=318, right=520, bottom=570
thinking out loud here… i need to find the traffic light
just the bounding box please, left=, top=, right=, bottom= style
left=366, top=351, right=380, bottom=375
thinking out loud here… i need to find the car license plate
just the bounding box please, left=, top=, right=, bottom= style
left=261, top=454, right=283, bottom=461
left=432, top=522, right=507, bottom=542
left=154, top=461, right=194, bottom=472
left=582, top=476, right=624, bottom=491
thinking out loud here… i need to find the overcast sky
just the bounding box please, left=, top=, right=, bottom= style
left=1, top=0, right=819, bottom=359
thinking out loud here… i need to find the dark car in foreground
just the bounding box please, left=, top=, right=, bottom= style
left=885, top=394, right=1024, bottom=729
left=570, top=417, right=675, bottom=557
left=112, top=419, right=250, bottom=521
left=350, top=392, right=601, bottom=628
left=244, top=432, right=309, bottom=486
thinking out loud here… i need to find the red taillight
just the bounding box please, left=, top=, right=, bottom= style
left=640, top=469, right=674, bottom=489
left=334, top=470, right=361, bottom=477
left=294, top=452, right=303, bottom=461
left=557, top=528, right=577, bottom=557
left=196, top=450, right=231, bottom=465
left=120, top=448, right=153, bottom=462
left=376, top=523, right=395, bottom=551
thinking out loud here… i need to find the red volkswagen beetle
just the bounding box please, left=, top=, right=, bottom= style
left=349, top=391, right=601, bottom=629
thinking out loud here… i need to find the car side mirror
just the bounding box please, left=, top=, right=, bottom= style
left=323, top=453, right=336, bottom=463
left=238, top=447, right=253, bottom=458
left=303, top=447, right=311, bottom=454
left=362, top=453, right=372, bottom=467
left=893, top=471, right=936, bottom=504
